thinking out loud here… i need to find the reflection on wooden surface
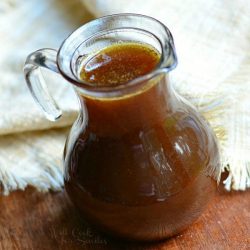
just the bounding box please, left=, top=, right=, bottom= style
left=0, top=185, right=249, bottom=249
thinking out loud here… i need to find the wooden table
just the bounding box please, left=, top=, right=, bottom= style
left=0, top=184, right=249, bottom=250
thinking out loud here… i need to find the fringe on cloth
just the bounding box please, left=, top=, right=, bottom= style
left=182, top=63, right=250, bottom=191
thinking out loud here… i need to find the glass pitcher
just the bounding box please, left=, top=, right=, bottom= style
left=24, top=14, right=220, bottom=241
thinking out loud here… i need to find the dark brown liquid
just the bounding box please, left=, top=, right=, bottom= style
left=80, top=42, right=160, bottom=86
left=64, top=43, right=219, bottom=241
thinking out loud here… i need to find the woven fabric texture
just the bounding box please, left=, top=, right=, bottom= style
left=0, top=0, right=249, bottom=194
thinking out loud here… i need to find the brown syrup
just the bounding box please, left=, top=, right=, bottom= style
left=80, top=42, right=160, bottom=86
left=64, top=42, right=219, bottom=241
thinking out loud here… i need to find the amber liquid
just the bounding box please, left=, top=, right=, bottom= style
left=64, top=42, right=218, bottom=241
left=80, top=42, right=160, bottom=86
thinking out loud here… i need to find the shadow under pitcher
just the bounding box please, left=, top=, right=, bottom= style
left=24, top=14, right=220, bottom=241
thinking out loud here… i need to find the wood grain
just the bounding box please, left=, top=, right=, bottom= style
left=0, top=185, right=249, bottom=250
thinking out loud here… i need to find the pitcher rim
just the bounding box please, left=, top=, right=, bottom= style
left=57, top=13, right=177, bottom=97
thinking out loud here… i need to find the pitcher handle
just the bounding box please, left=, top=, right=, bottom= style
left=24, top=48, right=62, bottom=121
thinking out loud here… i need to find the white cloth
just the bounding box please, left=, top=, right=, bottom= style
left=83, top=0, right=250, bottom=191
left=0, top=0, right=92, bottom=194
left=0, top=0, right=249, bottom=194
